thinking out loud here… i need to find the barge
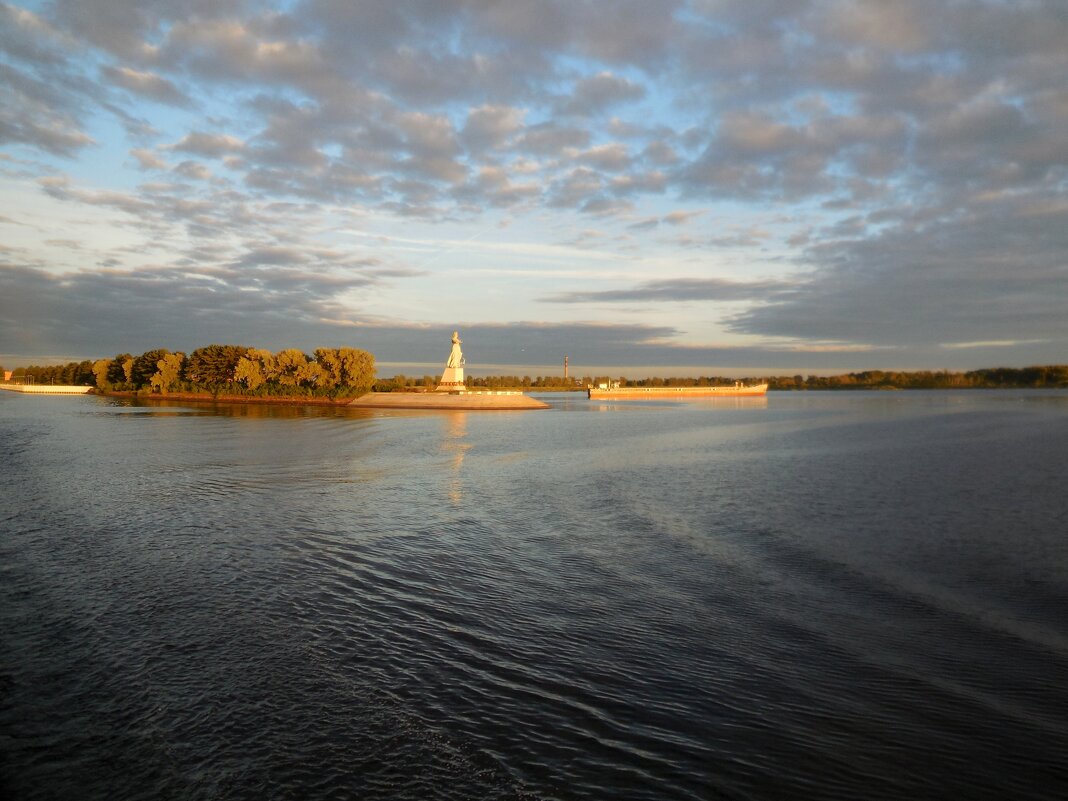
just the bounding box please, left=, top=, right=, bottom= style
left=587, top=381, right=768, bottom=399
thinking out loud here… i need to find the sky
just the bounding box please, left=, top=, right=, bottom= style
left=1, top=0, right=1066, bottom=376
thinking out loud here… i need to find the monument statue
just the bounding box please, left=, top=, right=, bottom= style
left=436, top=329, right=466, bottom=392
left=446, top=331, right=464, bottom=368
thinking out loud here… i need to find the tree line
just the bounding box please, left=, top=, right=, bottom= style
left=7, top=345, right=376, bottom=398
left=402, top=367, right=1067, bottom=390
left=764, top=366, right=1068, bottom=389
left=8, top=359, right=1067, bottom=394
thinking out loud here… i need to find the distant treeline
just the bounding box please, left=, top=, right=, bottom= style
left=765, top=366, right=1068, bottom=389
left=377, top=366, right=1068, bottom=391
left=8, top=360, right=1067, bottom=394
left=8, top=345, right=376, bottom=398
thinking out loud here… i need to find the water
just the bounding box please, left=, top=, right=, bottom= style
left=1, top=390, right=1066, bottom=800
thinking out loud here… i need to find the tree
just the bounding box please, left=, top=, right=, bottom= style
left=315, top=347, right=376, bottom=395
left=187, top=344, right=245, bottom=394
left=150, top=352, right=185, bottom=393
left=274, top=348, right=319, bottom=388
left=105, top=354, right=131, bottom=385
left=132, top=349, right=169, bottom=388
left=72, top=360, right=93, bottom=385
left=235, top=348, right=275, bottom=391
left=92, top=359, right=110, bottom=389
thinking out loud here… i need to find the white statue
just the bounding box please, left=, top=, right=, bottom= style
left=446, top=331, right=464, bottom=368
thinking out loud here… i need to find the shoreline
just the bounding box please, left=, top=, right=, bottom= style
left=99, top=390, right=360, bottom=407
left=98, top=389, right=548, bottom=409
left=350, top=391, right=549, bottom=410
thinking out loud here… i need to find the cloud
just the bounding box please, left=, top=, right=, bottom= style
left=558, top=71, right=646, bottom=116
left=460, top=104, right=526, bottom=151
left=577, top=142, right=631, bottom=172
left=455, top=166, right=541, bottom=208
left=168, top=131, right=246, bottom=157
left=515, top=123, right=591, bottom=157
left=541, top=276, right=794, bottom=304
left=824, top=0, right=932, bottom=53
left=130, top=147, right=168, bottom=170
left=663, top=210, right=704, bottom=225
left=159, top=16, right=326, bottom=87
left=0, top=253, right=389, bottom=359
left=731, top=192, right=1068, bottom=348
left=0, top=2, right=75, bottom=65
left=0, top=62, right=95, bottom=156
left=173, top=160, right=213, bottom=181
left=101, top=65, right=190, bottom=106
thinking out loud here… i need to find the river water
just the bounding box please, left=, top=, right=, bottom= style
left=1, top=390, right=1066, bottom=800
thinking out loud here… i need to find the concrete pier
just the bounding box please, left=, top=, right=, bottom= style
left=350, top=391, right=548, bottom=410
left=0, top=384, right=93, bottom=395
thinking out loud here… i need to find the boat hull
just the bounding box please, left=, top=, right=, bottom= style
left=587, top=384, right=768, bottom=399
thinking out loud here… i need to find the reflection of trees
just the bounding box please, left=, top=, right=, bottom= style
left=124, top=399, right=362, bottom=419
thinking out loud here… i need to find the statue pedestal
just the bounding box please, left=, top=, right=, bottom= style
left=436, top=366, right=466, bottom=392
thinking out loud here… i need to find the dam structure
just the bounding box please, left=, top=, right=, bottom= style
left=1, top=383, right=92, bottom=395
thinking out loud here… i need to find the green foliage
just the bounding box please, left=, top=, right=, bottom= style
left=766, top=366, right=1068, bottom=390
left=466, top=367, right=1068, bottom=391
left=6, top=361, right=95, bottom=386
left=132, top=349, right=169, bottom=388
left=150, top=352, right=185, bottom=393
left=273, top=348, right=318, bottom=387
left=235, top=348, right=274, bottom=391
left=13, top=343, right=377, bottom=399
left=315, top=347, right=375, bottom=396
left=106, top=354, right=132, bottom=386
left=188, top=344, right=246, bottom=394
left=92, top=359, right=110, bottom=389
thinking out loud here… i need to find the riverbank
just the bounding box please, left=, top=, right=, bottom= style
left=99, top=390, right=360, bottom=407
left=98, top=389, right=549, bottom=410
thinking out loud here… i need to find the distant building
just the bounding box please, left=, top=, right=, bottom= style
left=3, top=371, right=11, bottom=382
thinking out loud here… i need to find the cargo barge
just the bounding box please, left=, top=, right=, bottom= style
left=587, top=381, right=768, bottom=399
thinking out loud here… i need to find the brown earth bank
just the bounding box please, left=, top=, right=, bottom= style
left=97, top=390, right=361, bottom=407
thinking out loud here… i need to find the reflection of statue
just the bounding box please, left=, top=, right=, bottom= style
left=446, top=331, right=464, bottom=368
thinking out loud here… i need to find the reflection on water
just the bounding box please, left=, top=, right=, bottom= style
left=441, top=412, right=469, bottom=505
left=586, top=395, right=769, bottom=411
left=115, top=396, right=370, bottom=419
